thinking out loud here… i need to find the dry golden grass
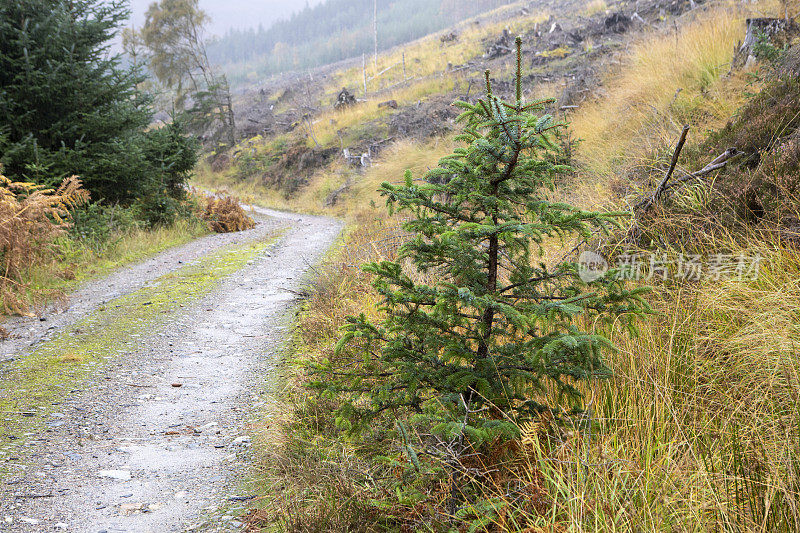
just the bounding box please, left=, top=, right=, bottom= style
left=583, top=0, right=608, bottom=16
left=513, top=5, right=800, bottom=523
left=329, top=4, right=550, bottom=98
left=511, top=237, right=800, bottom=531
left=570, top=3, right=752, bottom=182
left=306, top=137, right=455, bottom=217
left=348, top=138, right=455, bottom=203
left=558, top=0, right=800, bottom=221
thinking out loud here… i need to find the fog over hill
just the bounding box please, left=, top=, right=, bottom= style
left=125, top=0, right=324, bottom=36
left=206, top=0, right=516, bottom=84
left=121, top=0, right=516, bottom=84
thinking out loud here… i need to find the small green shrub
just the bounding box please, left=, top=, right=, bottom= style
left=133, top=192, right=197, bottom=229
left=69, top=203, right=141, bottom=251
left=753, top=31, right=784, bottom=63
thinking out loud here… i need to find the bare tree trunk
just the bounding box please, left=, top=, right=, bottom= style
left=363, top=53, right=368, bottom=98
left=221, top=75, right=236, bottom=147
left=373, top=0, right=378, bottom=73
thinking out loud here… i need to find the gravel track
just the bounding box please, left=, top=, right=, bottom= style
left=0, top=208, right=343, bottom=532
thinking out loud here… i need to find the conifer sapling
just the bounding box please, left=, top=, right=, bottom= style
left=316, top=37, right=648, bottom=443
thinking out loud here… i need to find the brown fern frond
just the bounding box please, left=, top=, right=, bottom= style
left=0, top=173, right=89, bottom=314
left=55, top=175, right=91, bottom=210
left=200, top=195, right=256, bottom=233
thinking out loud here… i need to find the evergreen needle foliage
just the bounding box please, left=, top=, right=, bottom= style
left=0, top=0, right=198, bottom=215
left=316, top=38, right=649, bottom=444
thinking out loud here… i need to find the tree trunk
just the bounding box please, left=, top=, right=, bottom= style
left=373, top=0, right=378, bottom=73
left=363, top=53, right=368, bottom=97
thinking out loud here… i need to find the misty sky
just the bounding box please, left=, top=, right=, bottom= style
left=126, top=0, right=324, bottom=37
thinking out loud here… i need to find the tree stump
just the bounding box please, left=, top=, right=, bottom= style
left=734, top=17, right=799, bottom=68
left=485, top=29, right=513, bottom=59
left=334, top=88, right=357, bottom=110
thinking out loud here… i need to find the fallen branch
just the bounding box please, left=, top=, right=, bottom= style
left=627, top=142, right=740, bottom=244
left=367, top=61, right=401, bottom=82
left=634, top=130, right=740, bottom=213
left=636, top=124, right=690, bottom=212
left=664, top=147, right=740, bottom=191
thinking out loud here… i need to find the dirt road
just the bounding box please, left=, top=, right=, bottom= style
left=0, top=208, right=343, bottom=532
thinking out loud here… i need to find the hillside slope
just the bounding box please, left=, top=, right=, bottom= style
left=208, top=0, right=517, bottom=85
left=213, top=0, right=706, bottom=204
left=199, top=0, right=800, bottom=530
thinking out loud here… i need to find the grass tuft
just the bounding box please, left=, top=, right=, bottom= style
left=571, top=4, right=751, bottom=180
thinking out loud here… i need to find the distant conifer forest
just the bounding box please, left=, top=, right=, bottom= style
left=207, top=0, right=515, bottom=83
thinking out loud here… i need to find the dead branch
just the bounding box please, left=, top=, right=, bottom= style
left=664, top=147, right=740, bottom=190
left=627, top=142, right=740, bottom=245
left=636, top=124, right=690, bottom=212
left=634, top=146, right=741, bottom=213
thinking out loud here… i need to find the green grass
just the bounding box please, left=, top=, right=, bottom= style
left=2, top=217, right=211, bottom=319
left=38, top=218, right=210, bottom=299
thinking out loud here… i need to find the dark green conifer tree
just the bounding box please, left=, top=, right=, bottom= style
left=0, top=0, right=197, bottom=208
left=318, top=38, right=648, bottom=444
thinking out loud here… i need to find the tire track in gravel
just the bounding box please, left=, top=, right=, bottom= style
left=0, top=208, right=343, bottom=532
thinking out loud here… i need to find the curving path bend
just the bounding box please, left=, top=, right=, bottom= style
left=0, top=208, right=343, bottom=532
